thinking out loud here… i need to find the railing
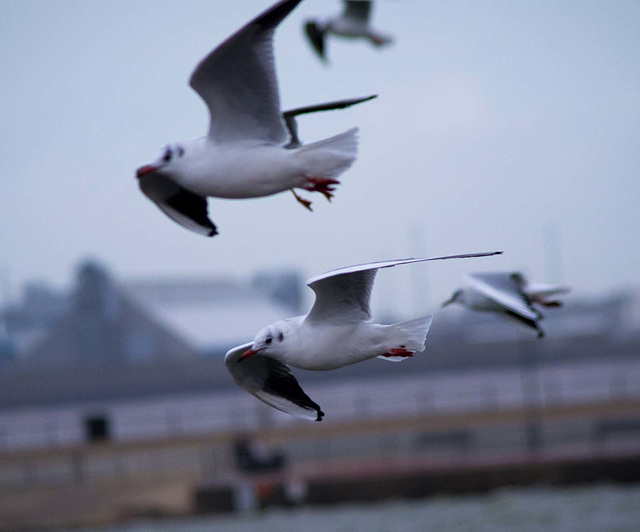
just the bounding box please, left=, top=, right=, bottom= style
left=0, top=358, right=639, bottom=451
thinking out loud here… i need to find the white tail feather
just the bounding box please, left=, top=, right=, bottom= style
left=294, top=127, right=359, bottom=179
left=377, top=315, right=433, bottom=362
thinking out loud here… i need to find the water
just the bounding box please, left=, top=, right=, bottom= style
left=64, top=483, right=640, bottom=532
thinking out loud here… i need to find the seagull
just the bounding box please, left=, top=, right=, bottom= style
left=136, top=0, right=364, bottom=237
left=305, top=0, right=394, bottom=63
left=225, top=251, right=502, bottom=421
left=442, top=272, right=570, bottom=338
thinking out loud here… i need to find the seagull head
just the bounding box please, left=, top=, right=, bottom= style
left=442, top=289, right=464, bottom=307
left=239, top=322, right=287, bottom=363
left=136, top=143, right=186, bottom=179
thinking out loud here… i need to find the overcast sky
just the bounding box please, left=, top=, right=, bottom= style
left=2, top=0, right=639, bottom=318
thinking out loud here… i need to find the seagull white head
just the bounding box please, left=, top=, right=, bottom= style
left=240, top=321, right=288, bottom=362
left=136, top=143, right=188, bottom=180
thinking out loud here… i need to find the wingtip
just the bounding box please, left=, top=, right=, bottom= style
left=315, top=408, right=325, bottom=422
left=255, top=0, right=304, bottom=31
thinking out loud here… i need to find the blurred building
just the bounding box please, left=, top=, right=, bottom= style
left=122, top=269, right=303, bottom=355
left=1, top=259, right=305, bottom=366
left=3, top=261, right=199, bottom=368
left=0, top=263, right=639, bottom=529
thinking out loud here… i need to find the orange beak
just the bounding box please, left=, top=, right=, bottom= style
left=136, top=164, right=159, bottom=178
left=238, top=347, right=262, bottom=362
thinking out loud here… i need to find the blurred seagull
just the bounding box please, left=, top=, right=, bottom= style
left=442, top=273, right=570, bottom=338
left=226, top=251, right=502, bottom=421
left=136, top=0, right=363, bottom=237
left=305, top=0, right=394, bottom=63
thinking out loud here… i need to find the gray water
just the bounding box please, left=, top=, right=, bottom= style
left=65, top=483, right=640, bottom=532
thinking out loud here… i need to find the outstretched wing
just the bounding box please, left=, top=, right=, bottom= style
left=468, top=272, right=541, bottom=321
left=283, top=95, right=377, bottom=148
left=189, top=0, right=302, bottom=145
left=138, top=175, right=218, bottom=237
left=306, top=251, right=502, bottom=324
left=225, top=343, right=324, bottom=421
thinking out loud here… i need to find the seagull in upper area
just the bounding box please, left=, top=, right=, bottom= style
left=136, top=0, right=366, bottom=237
left=225, top=251, right=502, bottom=421
left=442, top=272, right=571, bottom=338
left=305, top=0, right=394, bottom=63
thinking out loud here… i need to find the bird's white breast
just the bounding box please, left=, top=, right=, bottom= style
left=175, top=141, right=306, bottom=199
left=283, top=321, right=386, bottom=371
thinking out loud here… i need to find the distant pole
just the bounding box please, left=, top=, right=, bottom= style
left=543, top=222, right=563, bottom=284
left=517, top=330, right=542, bottom=454
left=0, top=265, right=11, bottom=309
left=0, top=266, right=11, bottom=338
left=408, top=223, right=430, bottom=314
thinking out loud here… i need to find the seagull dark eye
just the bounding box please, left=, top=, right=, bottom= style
left=265, top=336, right=273, bottom=345
left=177, top=146, right=185, bottom=157
left=163, top=148, right=172, bottom=162
left=278, top=332, right=284, bottom=342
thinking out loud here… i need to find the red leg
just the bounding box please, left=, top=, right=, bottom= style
left=380, top=347, right=414, bottom=358
left=303, top=176, right=340, bottom=202
left=291, top=189, right=313, bottom=211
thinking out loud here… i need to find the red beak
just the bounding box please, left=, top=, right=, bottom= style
left=238, top=348, right=261, bottom=362
left=136, top=164, right=158, bottom=178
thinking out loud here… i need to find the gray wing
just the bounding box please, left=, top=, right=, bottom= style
left=306, top=269, right=377, bottom=324
left=189, top=0, right=302, bottom=144
left=225, top=343, right=324, bottom=422
left=343, top=0, right=372, bottom=23
left=283, top=95, right=377, bottom=148
left=468, top=273, right=542, bottom=320
left=138, top=175, right=218, bottom=237
left=306, top=251, right=502, bottom=324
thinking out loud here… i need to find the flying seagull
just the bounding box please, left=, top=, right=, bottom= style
left=305, top=0, right=394, bottom=63
left=136, top=0, right=365, bottom=237
left=442, top=272, right=570, bottom=338
left=226, top=251, right=502, bottom=421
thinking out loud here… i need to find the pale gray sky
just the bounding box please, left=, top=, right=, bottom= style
left=2, top=0, right=639, bottom=318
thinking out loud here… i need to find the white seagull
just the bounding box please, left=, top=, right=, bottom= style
left=442, top=272, right=570, bottom=338
left=225, top=251, right=502, bottom=421
left=305, top=0, right=394, bottom=63
left=136, top=0, right=364, bottom=237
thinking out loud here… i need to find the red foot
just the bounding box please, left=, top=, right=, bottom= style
left=291, top=189, right=313, bottom=211
left=303, top=176, right=340, bottom=202
left=381, top=348, right=414, bottom=358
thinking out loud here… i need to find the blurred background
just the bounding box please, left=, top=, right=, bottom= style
left=1, top=0, right=639, bottom=530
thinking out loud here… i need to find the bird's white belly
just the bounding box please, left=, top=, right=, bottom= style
left=330, top=19, right=368, bottom=38
left=286, top=323, right=385, bottom=371
left=183, top=145, right=306, bottom=199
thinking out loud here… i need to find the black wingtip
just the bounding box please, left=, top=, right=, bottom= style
left=255, top=0, right=303, bottom=31
left=315, top=409, right=325, bottom=422
left=305, top=20, right=326, bottom=61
